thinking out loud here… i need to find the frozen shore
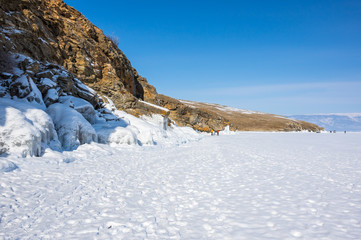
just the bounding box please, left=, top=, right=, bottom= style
left=1, top=132, right=361, bottom=239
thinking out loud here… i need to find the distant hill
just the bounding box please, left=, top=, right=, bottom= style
left=173, top=100, right=322, bottom=132
left=288, top=114, right=361, bottom=132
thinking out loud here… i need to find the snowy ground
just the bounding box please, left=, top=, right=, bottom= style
left=1, top=132, right=361, bottom=239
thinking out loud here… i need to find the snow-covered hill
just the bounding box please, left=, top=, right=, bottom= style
left=288, top=113, right=361, bottom=132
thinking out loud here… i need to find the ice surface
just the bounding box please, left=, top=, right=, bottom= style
left=1, top=132, right=361, bottom=239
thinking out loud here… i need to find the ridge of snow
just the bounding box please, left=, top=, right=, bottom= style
left=139, top=100, right=170, bottom=112
left=179, top=100, right=265, bottom=114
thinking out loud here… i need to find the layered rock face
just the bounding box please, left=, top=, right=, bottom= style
left=0, top=0, right=148, bottom=109
left=0, top=0, right=323, bottom=132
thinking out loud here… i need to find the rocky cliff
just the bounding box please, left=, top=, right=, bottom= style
left=0, top=0, right=323, bottom=132
left=0, top=0, right=149, bottom=108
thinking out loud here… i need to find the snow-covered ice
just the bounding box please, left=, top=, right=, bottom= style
left=1, top=132, right=361, bottom=239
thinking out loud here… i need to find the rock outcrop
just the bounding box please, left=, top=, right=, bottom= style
left=0, top=0, right=148, bottom=109
left=0, top=0, right=323, bottom=132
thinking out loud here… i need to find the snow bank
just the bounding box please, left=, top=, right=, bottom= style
left=134, top=112, right=201, bottom=145
left=47, top=103, right=97, bottom=150
left=94, top=120, right=137, bottom=146
left=93, top=110, right=201, bottom=147
left=0, top=159, right=18, bottom=172
left=97, top=97, right=200, bottom=146
left=220, top=125, right=236, bottom=135
left=107, top=127, right=138, bottom=146
left=0, top=98, right=60, bottom=157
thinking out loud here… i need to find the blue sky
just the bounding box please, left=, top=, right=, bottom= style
left=64, top=0, right=361, bottom=114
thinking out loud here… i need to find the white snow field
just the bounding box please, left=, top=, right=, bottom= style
left=1, top=132, right=361, bottom=239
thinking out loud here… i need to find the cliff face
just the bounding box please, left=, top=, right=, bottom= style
left=0, top=0, right=152, bottom=109
left=0, top=0, right=323, bottom=132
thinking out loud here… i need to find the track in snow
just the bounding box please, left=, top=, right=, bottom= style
left=1, top=132, right=361, bottom=239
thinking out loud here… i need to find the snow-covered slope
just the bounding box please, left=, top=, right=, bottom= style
left=288, top=113, right=361, bottom=132
left=179, top=100, right=265, bottom=115
left=1, top=132, right=361, bottom=239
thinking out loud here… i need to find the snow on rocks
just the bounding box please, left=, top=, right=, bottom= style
left=47, top=103, right=97, bottom=150
left=38, top=77, right=57, bottom=94
left=0, top=53, right=201, bottom=156
left=0, top=98, right=60, bottom=157
left=44, top=88, right=59, bottom=106
left=59, top=96, right=97, bottom=124
left=8, top=74, right=46, bottom=109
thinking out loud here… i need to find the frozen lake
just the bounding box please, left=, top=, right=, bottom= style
left=1, top=132, right=361, bottom=239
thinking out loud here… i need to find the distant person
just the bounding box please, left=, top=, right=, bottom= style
left=211, top=129, right=214, bottom=136
left=344, top=131, right=346, bottom=134
left=217, top=130, right=219, bottom=136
